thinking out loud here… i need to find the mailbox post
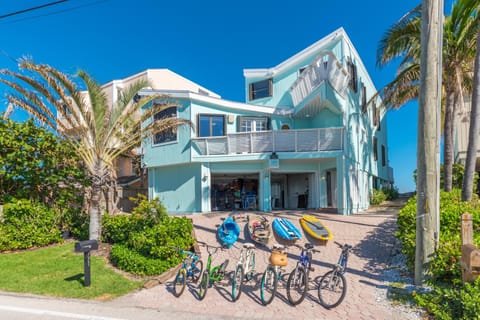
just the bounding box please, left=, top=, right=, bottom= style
left=74, top=240, right=99, bottom=287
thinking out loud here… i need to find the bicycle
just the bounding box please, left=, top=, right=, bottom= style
left=231, top=242, right=256, bottom=301
left=260, top=243, right=288, bottom=305
left=170, top=246, right=203, bottom=297
left=317, top=241, right=353, bottom=309
left=286, top=242, right=320, bottom=305
left=198, top=243, right=229, bottom=300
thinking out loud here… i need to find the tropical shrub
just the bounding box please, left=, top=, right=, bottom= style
left=396, top=189, right=480, bottom=319
left=382, top=186, right=399, bottom=200
left=0, top=199, right=63, bottom=251
left=104, top=197, right=194, bottom=276
left=370, top=189, right=387, bottom=205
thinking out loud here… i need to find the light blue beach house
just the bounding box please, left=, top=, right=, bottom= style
left=141, top=27, right=394, bottom=214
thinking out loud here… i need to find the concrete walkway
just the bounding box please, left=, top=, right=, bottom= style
left=112, top=199, right=420, bottom=320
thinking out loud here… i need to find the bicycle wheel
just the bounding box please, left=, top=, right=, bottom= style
left=198, top=271, right=209, bottom=300
left=192, top=260, right=203, bottom=283
left=172, top=268, right=186, bottom=297
left=231, top=264, right=244, bottom=302
left=260, top=266, right=278, bottom=305
left=286, top=266, right=308, bottom=305
left=317, top=270, right=347, bottom=309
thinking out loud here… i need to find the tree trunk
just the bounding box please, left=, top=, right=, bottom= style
left=462, top=26, right=480, bottom=201
left=416, top=0, right=442, bottom=286
left=89, top=183, right=102, bottom=240
left=443, top=89, right=455, bottom=191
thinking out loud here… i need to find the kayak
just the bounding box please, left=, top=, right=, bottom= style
left=272, top=217, right=302, bottom=241
left=247, top=214, right=272, bottom=245
left=217, top=216, right=241, bottom=248
left=300, top=214, right=332, bottom=241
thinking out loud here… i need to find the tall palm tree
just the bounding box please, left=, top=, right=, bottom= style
left=377, top=0, right=480, bottom=192
left=462, top=25, right=480, bottom=201
left=0, top=58, right=190, bottom=240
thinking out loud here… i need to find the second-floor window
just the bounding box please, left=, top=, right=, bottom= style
left=239, top=116, right=268, bottom=132
left=199, top=114, right=225, bottom=137
left=153, top=106, right=177, bottom=145
left=373, top=137, right=378, bottom=161
left=347, top=59, right=358, bottom=93
left=361, top=83, right=367, bottom=113
left=249, top=79, right=272, bottom=101
left=382, top=145, right=386, bottom=167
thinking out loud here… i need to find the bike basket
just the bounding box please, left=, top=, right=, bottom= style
left=269, top=250, right=288, bottom=267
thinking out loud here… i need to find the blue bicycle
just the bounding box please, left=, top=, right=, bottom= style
left=170, top=246, right=203, bottom=297
left=317, top=241, right=352, bottom=308
left=286, top=243, right=320, bottom=305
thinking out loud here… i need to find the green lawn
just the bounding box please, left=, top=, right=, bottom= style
left=0, top=242, right=143, bottom=300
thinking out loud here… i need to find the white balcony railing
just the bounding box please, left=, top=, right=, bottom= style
left=290, top=51, right=350, bottom=107
left=191, top=127, right=344, bottom=156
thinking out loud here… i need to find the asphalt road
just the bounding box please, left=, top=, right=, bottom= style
left=0, top=291, right=233, bottom=320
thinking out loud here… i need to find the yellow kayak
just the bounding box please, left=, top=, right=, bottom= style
left=300, top=215, right=333, bottom=241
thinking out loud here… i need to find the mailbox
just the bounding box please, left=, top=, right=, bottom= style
left=460, top=244, right=480, bottom=282
left=75, top=240, right=98, bottom=253
left=74, top=240, right=98, bottom=287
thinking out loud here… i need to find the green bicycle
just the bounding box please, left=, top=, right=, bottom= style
left=198, top=243, right=229, bottom=300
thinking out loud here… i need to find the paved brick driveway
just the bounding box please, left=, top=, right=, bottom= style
left=113, top=200, right=419, bottom=320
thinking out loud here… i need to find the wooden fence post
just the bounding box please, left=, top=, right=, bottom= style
left=461, top=213, right=473, bottom=246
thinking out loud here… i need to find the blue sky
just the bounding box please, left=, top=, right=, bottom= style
left=0, top=0, right=454, bottom=193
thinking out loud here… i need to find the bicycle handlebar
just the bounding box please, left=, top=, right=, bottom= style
left=334, top=241, right=353, bottom=251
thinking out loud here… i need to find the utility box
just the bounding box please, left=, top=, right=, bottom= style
left=74, top=240, right=98, bottom=253
left=460, top=244, right=480, bottom=283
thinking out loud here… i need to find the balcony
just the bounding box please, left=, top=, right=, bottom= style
left=289, top=51, right=350, bottom=109
left=191, top=127, right=344, bottom=156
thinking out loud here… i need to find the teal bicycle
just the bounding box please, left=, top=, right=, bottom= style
left=170, top=246, right=203, bottom=297
left=260, top=243, right=288, bottom=305
left=198, top=243, right=229, bottom=300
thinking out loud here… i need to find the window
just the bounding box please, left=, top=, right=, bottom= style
left=249, top=79, right=272, bottom=101
left=347, top=59, right=358, bottom=93
left=381, top=145, right=386, bottom=167
left=239, top=116, right=268, bottom=132
left=361, top=83, right=367, bottom=113
left=373, top=137, right=378, bottom=161
left=153, top=106, right=177, bottom=145
left=198, top=114, right=225, bottom=137
left=298, top=66, right=307, bottom=75
left=372, top=101, right=377, bottom=125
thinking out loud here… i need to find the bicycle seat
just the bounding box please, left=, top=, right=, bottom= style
left=243, top=243, right=255, bottom=249
left=304, top=243, right=314, bottom=250
left=272, top=243, right=285, bottom=251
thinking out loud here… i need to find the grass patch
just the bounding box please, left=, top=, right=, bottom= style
left=0, top=242, right=143, bottom=300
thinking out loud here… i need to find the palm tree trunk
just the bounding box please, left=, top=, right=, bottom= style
left=416, top=0, right=442, bottom=286
left=462, top=27, right=480, bottom=201
left=443, top=89, right=456, bottom=191
left=89, top=183, right=102, bottom=240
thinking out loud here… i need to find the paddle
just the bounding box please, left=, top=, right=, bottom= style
left=279, top=218, right=298, bottom=239
left=303, top=218, right=329, bottom=235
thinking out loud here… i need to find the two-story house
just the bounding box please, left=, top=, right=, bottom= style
left=57, top=69, right=219, bottom=212
left=141, top=27, right=394, bottom=214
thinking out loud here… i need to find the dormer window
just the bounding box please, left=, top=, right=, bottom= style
left=249, top=78, right=272, bottom=101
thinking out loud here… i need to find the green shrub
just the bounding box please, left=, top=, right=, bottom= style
left=370, top=189, right=387, bottom=205
left=103, top=197, right=194, bottom=276
left=382, top=186, right=399, bottom=200
left=0, top=199, right=63, bottom=251
left=396, top=189, right=480, bottom=319
left=110, top=244, right=177, bottom=276
left=413, top=279, right=480, bottom=320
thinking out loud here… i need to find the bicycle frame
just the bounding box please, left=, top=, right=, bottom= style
left=335, top=243, right=351, bottom=274
left=179, top=250, right=201, bottom=278
left=204, top=245, right=228, bottom=282
left=237, top=245, right=255, bottom=276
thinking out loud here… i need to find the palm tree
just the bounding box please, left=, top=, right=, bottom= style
left=0, top=58, right=190, bottom=240
left=462, top=25, right=480, bottom=201
left=377, top=0, right=480, bottom=192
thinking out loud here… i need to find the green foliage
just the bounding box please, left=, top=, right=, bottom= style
left=396, top=189, right=480, bottom=318
left=0, top=199, right=63, bottom=251
left=382, top=186, right=399, bottom=200
left=103, top=196, right=194, bottom=276
left=413, top=164, right=479, bottom=192
left=370, top=189, right=387, bottom=205
left=413, top=279, right=480, bottom=320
